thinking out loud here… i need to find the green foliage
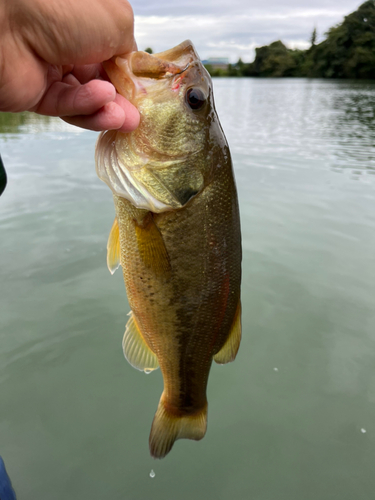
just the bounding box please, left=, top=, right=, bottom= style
left=0, top=111, right=52, bottom=134
left=204, top=64, right=226, bottom=77
left=203, top=1, right=375, bottom=79
left=303, top=0, right=375, bottom=78
left=249, top=41, right=303, bottom=77
left=310, top=27, right=317, bottom=46
left=144, top=47, right=153, bottom=54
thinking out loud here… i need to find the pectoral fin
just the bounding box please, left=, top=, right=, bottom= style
left=107, top=217, right=121, bottom=275
left=135, top=213, right=171, bottom=275
left=122, top=312, right=159, bottom=373
left=214, top=301, right=242, bottom=364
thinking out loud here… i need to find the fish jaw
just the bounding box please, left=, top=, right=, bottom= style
left=102, top=40, right=201, bottom=102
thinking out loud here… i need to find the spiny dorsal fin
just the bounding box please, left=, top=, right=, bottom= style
left=122, top=312, right=159, bottom=373
left=214, top=301, right=242, bottom=364
left=107, top=217, right=121, bottom=275
left=135, top=213, right=171, bottom=276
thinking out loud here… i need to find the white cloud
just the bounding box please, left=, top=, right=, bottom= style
left=134, top=1, right=363, bottom=62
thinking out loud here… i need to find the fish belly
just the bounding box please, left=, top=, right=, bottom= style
left=113, top=161, right=241, bottom=457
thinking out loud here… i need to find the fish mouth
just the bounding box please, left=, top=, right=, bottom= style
left=130, top=53, right=185, bottom=79
left=154, top=40, right=199, bottom=65
left=129, top=42, right=196, bottom=80
left=177, top=63, right=190, bottom=75
left=103, top=40, right=201, bottom=101
left=116, top=40, right=198, bottom=80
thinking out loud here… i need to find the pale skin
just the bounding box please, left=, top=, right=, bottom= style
left=0, top=0, right=140, bottom=132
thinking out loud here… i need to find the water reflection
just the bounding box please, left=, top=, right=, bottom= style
left=1, top=79, right=375, bottom=500
left=0, top=111, right=73, bottom=135
left=0, top=112, right=47, bottom=134
left=332, top=83, right=375, bottom=131
left=324, top=82, right=375, bottom=172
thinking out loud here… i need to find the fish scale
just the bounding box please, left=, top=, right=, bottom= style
left=96, top=40, right=242, bottom=458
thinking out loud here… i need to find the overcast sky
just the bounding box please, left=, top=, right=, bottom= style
left=133, top=0, right=364, bottom=62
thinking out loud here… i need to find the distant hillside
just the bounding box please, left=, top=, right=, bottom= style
left=205, top=1, right=375, bottom=79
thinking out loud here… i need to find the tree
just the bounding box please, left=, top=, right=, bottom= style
left=144, top=47, right=153, bottom=54
left=249, top=1, right=375, bottom=79
left=305, top=0, right=375, bottom=78
left=310, top=27, right=317, bottom=46
left=250, top=41, right=299, bottom=77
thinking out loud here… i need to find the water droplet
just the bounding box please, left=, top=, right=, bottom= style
left=144, top=369, right=152, bottom=374
left=273, top=367, right=278, bottom=372
left=149, top=469, right=155, bottom=478
left=361, top=428, right=367, bottom=434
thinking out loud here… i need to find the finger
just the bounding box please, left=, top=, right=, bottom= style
left=62, top=97, right=140, bottom=132
left=62, top=73, right=80, bottom=86
left=61, top=101, right=126, bottom=131
left=34, top=79, right=116, bottom=117
left=114, top=93, right=140, bottom=132
left=71, top=64, right=104, bottom=84
left=62, top=64, right=75, bottom=75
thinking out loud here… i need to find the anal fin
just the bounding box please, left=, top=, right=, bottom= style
left=214, top=301, right=242, bottom=364
left=122, top=311, right=159, bottom=373
left=107, top=217, right=121, bottom=275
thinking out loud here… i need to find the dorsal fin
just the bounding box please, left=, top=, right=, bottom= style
left=107, top=217, right=121, bottom=275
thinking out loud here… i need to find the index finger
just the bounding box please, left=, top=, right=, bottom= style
left=70, top=64, right=106, bottom=84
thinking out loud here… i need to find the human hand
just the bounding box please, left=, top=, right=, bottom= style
left=0, top=0, right=140, bottom=132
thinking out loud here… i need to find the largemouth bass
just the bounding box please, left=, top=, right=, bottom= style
left=95, top=40, right=242, bottom=459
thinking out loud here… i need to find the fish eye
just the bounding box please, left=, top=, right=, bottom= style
left=186, top=88, right=206, bottom=110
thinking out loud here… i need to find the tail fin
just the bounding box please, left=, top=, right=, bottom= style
left=149, top=394, right=207, bottom=459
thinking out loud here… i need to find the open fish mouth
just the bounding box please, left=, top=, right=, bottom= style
left=102, top=40, right=201, bottom=98
left=129, top=55, right=190, bottom=79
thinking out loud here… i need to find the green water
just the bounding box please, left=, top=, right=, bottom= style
left=1, top=78, right=375, bottom=499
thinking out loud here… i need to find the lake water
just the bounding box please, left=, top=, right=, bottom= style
left=1, top=78, right=375, bottom=499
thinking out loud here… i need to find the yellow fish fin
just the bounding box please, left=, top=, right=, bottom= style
left=149, top=394, right=207, bottom=459
left=135, top=213, right=171, bottom=275
left=213, top=300, right=242, bottom=364
left=107, top=217, right=121, bottom=275
left=122, top=312, right=159, bottom=373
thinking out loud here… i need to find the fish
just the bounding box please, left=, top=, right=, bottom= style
left=95, top=40, right=242, bottom=459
